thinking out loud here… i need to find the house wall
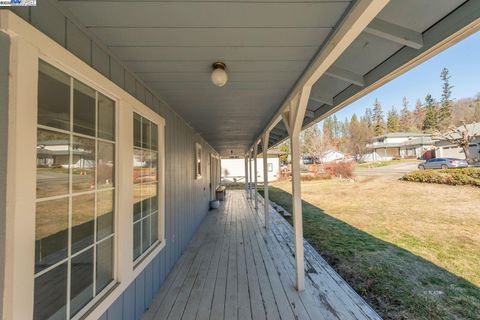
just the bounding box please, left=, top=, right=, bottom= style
left=0, top=31, right=10, bottom=319
left=437, top=140, right=480, bottom=160
left=3, top=4, right=217, bottom=320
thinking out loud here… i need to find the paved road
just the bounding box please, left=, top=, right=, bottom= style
left=355, top=161, right=420, bottom=177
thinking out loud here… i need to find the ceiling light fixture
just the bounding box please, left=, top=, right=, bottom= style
left=211, top=62, right=228, bottom=87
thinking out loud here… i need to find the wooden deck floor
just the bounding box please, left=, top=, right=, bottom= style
left=143, top=190, right=381, bottom=320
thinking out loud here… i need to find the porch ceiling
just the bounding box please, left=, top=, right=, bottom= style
left=57, top=0, right=472, bottom=155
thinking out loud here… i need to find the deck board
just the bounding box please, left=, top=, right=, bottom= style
left=143, top=190, right=382, bottom=320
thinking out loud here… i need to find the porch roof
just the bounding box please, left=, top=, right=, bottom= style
left=55, top=0, right=479, bottom=155
left=143, top=190, right=381, bottom=320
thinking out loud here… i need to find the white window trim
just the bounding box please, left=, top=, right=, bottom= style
left=195, top=142, right=203, bottom=179
left=1, top=11, right=166, bottom=320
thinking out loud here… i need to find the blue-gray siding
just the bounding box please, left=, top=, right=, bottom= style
left=0, top=31, right=10, bottom=319
left=6, top=3, right=216, bottom=319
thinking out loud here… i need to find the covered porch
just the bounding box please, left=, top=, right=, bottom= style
left=143, top=190, right=380, bottom=320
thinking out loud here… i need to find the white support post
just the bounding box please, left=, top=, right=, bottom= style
left=253, top=143, right=258, bottom=210
left=262, top=131, right=270, bottom=229
left=248, top=152, right=253, bottom=200
left=281, top=86, right=312, bottom=291
left=244, top=156, right=249, bottom=197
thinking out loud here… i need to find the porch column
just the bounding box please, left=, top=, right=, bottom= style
left=253, top=143, right=258, bottom=210
left=281, top=86, right=311, bottom=291
left=248, top=151, right=253, bottom=200
left=262, top=131, right=270, bottom=229
left=244, top=155, right=249, bottom=197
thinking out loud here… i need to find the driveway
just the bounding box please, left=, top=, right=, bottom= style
left=355, top=161, right=420, bottom=177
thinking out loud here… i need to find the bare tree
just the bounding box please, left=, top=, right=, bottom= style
left=435, top=123, right=479, bottom=163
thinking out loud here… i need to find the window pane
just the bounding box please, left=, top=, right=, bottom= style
left=36, top=129, right=70, bottom=198
left=151, top=151, right=158, bottom=182
left=34, top=262, right=67, bottom=320
left=133, top=183, right=142, bottom=222
left=73, top=80, right=96, bottom=137
left=151, top=212, right=158, bottom=244
left=96, top=237, right=113, bottom=295
left=38, top=61, right=70, bottom=131
left=141, top=216, right=151, bottom=254
left=70, top=248, right=94, bottom=318
left=71, top=193, right=95, bottom=254
left=72, top=136, right=95, bottom=193
left=151, top=123, right=158, bottom=151
left=141, top=118, right=151, bottom=149
left=97, top=93, right=115, bottom=141
left=35, top=198, right=69, bottom=273
left=133, top=222, right=141, bottom=260
left=98, top=141, right=115, bottom=189
left=143, top=150, right=154, bottom=183
left=97, top=190, right=114, bottom=240
left=134, top=113, right=142, bottom=148
left=133, top=148, right=143, bottom=184
left=141, top=183, right=153, bottom=218
left=151, top=182, right=158, bottom=212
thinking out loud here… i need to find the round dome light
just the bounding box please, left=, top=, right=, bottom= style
left=211, top=62, right=228, bottom=87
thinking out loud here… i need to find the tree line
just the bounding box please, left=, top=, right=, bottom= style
left=299, top=68, right=480, bottom=158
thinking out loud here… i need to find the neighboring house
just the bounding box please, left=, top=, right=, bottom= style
left=360, top=152, right=386, bottom=163
left=435, top=123, right=480, bottom=161
left=366, top=133, right=436, bottom=160
left=222, top=150, right=280, bottom=183
left=320, top=150, right=345, bottom=163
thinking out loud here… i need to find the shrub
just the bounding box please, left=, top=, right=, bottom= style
left=401, top=168, right=480, bottom=187
left=323, top=162, right=355, bottom=179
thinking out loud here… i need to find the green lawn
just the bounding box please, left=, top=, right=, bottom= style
left=260, top=182, right=480, bottom=320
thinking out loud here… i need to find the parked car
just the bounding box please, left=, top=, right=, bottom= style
left=418, top=158, right=468, bottom=170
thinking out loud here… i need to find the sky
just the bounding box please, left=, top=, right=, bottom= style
left=331, top=31, right=480, bottom=122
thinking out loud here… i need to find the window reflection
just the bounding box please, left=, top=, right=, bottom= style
left=35, top=198, right=69, bottom=273
left=96, top=237, right=113, bottom=295
left=71, top=194, right=95, bottom=254
left=98, top=93, right=115, bottom=141
left=34, top=262, right=68, bottom=320
left=72, top=136, right=95, bottom=193
left=98, top=141, right=114, bottom=188
left=70, top=249, right=94, bottom=317
left=73, top=80, right=96, bottom=137
left=97, top=190, right=114, bottom=240
left=36, top=129, right=70, bottom=198
left=38, top=61, right=70, bottom=131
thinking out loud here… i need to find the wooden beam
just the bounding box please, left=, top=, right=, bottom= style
left=309, top=93, right=333, bottom=106
left=262, top=131, right=270, bottom=229
left=365, top=18, right=424, bottom=49
left=325, top=66, right=365, bottom=86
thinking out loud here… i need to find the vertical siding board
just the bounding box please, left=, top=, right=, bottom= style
left=107, top=296, right=123, bottom=320
left=144, top=263, right=154, bottom=309
left=30, top=2, right=65, bottom=47
left=66, top=20, right=91, bottom=65
left=98, top=312, right=108, bottom=320
left=123, top=282, right=136, bottom=320
left=92, top=43, right=110, bottom=79
left=110, top=59, right=125, bottom=89
left=135, top=272, right=145, bottom=320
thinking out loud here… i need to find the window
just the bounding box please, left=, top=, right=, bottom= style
left=195, top=143, right=202, bottom=179
left=133, top=113, right=160, bottom=262
left=268, top=163, right=273, bottom=172
left=35, top=61, right=115, bottom=320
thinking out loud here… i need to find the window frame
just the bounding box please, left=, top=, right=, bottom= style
left=2, top=11, right=166, bottom=320
left=195, top=142, right=203, bottom=179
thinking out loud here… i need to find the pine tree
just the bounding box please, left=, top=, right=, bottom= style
left=387, top=106, right=400, bottom=133
left=439, top=67, right=453, bottom=128
left=422, top=94, right=439, bottom=131
left=372, top=99, right=385, bottom=136
left=413, top=99, right=425, bottom=131
left=364, top=108, right=373, bottom=128
left=399, top=96, right=414, bottom=132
